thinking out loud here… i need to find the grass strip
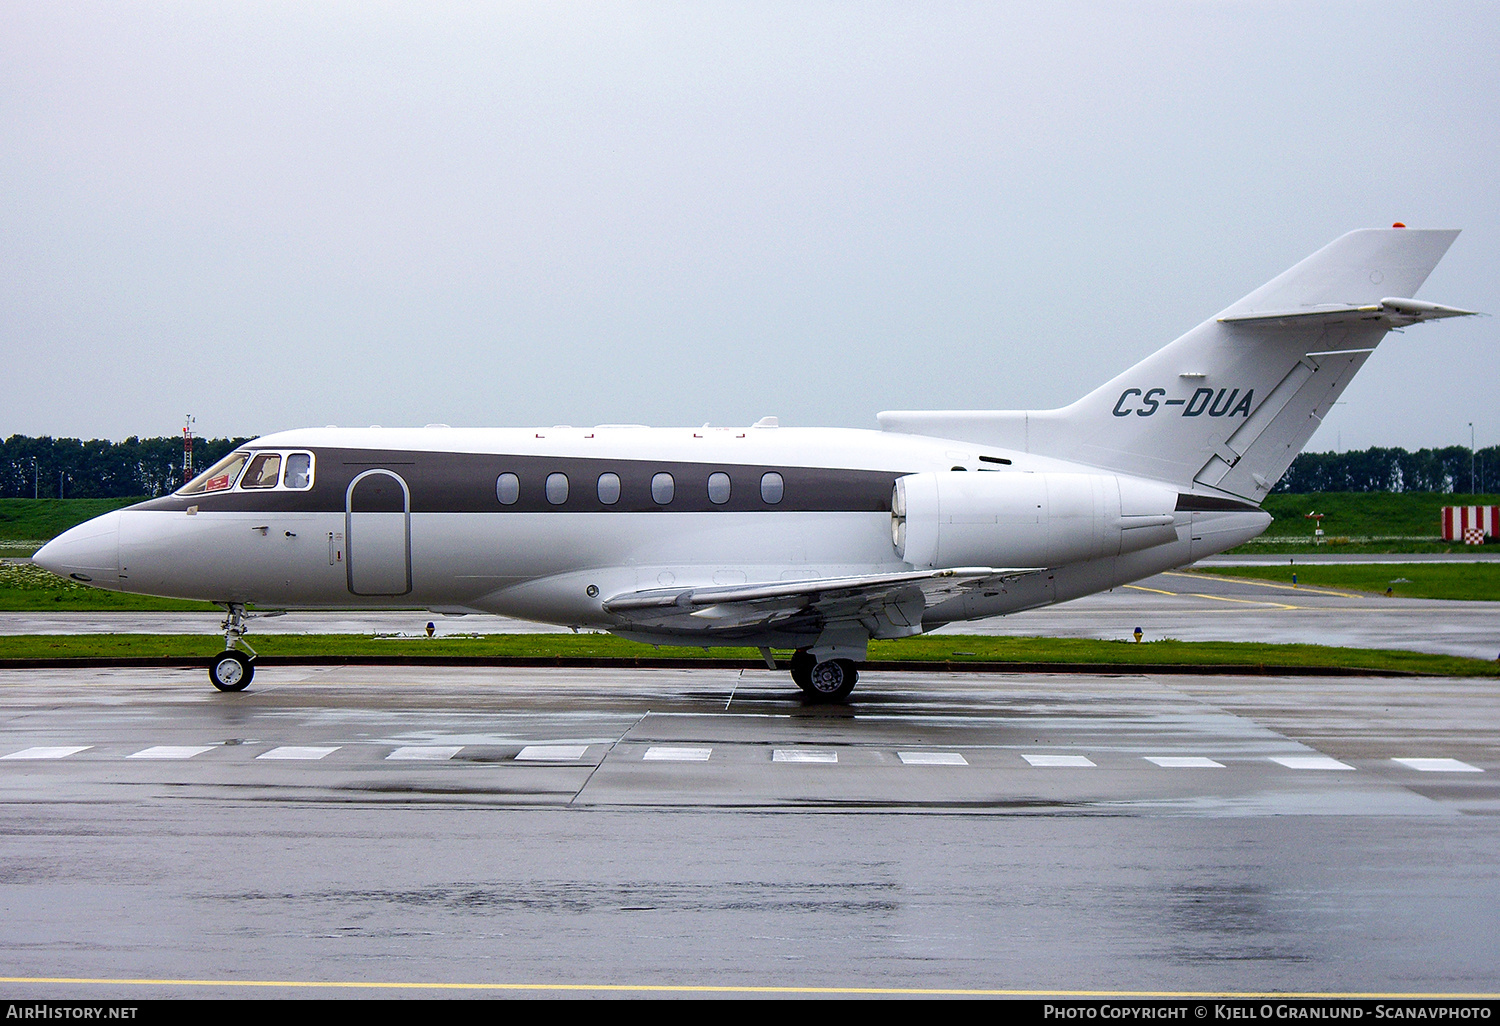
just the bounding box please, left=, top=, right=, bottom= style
left=1187, top=563, right=1500, bottom=601
left=0, top=633, right=1493, bottom=677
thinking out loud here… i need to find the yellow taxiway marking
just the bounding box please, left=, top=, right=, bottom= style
left=1, top=976, right=1497, bottom=998
left=1166, top=571, right=1365, bottom=599
left=1123, top=583, right=1299, bottom=610
left=1124, top=583, right=1178, bottom=597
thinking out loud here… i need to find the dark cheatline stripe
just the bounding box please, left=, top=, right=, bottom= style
left=131, top=448, right=906, bottom=516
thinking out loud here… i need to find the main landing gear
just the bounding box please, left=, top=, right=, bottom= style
left=789, top=649, right=859, bottom=702
left=209, top=603, right=256, bottom=692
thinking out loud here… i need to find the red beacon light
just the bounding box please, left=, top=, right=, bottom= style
left=1392, top=222, right=1406, bottom=228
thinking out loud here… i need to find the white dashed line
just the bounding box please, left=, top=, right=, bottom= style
left=897, top=751, right=968, bottom=766
left=515, top=745, right=590, bottom=762
left=1392, top=758, right=1483, bottom=773
left=257, top=746, right=340, bottom=761
left=386, top=746, right=464, bottom=761
left=773, top=749, right=837, bottom=763
left=0, top=746, right=92, bottom=760
left=1022, top=754, right=1096, bottom=768
left=643, top=746, right=712, bottom=762
left=1145, top=756, right=1225, bottom=768
left=1269, top=755, right=1354, bottom=771
left=128, top=746, right=215, bottom=760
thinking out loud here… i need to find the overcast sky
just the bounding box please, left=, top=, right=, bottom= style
left=2, top=1, right=1495, bottom=452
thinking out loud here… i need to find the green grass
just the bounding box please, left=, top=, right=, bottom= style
left=1231, top=492, right=1500, bottom=553
left=0, top=632, right=1494, bottom=677
left=0, top=498, right=142, bottom=555
left=0, top=562, right=219, bottom=611
left=1188, top=562, right=1500, bottom=601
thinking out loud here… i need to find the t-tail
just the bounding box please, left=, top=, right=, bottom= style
left=880, top=228, right=1479, bottom=501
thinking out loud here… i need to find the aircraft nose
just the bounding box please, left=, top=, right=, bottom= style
left=33, top=510, right=121, bottom=584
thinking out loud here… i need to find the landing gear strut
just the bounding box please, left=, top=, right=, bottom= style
left=209, top=603, right=256, bottom=692
left=789, top=649, right=859, bottom=702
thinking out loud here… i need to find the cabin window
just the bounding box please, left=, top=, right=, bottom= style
left=545, top=472, right=569, bottom=505
left=496, top=473, right=520, bottom=505
left=651, top=472, right=675, bottom=504
left=283, top=452, right=313, bottom=489
left=179, top=451, right=248, bottom=495
left=241, top=453, right=282, bottom=489
left=597, top=473, right=621, bottom=504
left=707, top=472, right=731, bottom=504
left=760, top=471, right=784, bottom=504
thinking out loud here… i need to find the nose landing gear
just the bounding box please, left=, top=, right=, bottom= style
left=209, top=603, right=256, bottom=692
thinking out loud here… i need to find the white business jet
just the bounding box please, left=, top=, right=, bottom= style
left=35, top=228, right=1477, bottom=698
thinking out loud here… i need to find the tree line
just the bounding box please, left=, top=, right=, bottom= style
left=0, top=435, right=251, bottom=499
left=0, top=434, right=1496, bottom=499
left=1272, top=446, right=1500, bottom=494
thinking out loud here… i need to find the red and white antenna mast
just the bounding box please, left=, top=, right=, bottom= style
left=183, top=415, right=196, bottom=480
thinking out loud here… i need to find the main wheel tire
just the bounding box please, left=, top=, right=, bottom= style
left=209, top=651, right=253, bottom=692
left=789, top=649, right=816, bottom=693
left=806, top=658, right=858, bottom=702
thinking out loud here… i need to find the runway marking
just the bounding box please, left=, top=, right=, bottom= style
left=1023, top=754, right=1095, bottom=768
left=897, top=751, right=968, bottom=765
left=1393, top=757, right=1483, bottom=773
left=773, top=749, right=837, bottom=763
left=257, top=746, right=340, bottom=761
left=0, top=746, right=91, bottom=760
left=128, top=745, right=215, bottom=760
left=10, top=975, right=1490, bottom=998
left=1125, top=582, right=1298, bottom=610
left=516, top=744, right=590, bottom=762
left=1270, top=755, right=1355, bottom=771
left=1165, top=570, right=1364, bottom=599
left=1144, top=756, right=1224, bottom=768
left=643, top=746, right=712, bottom=762
left=1123, top=584, right=1177, bottom=596
left=386, top=746, right=463, bottom=761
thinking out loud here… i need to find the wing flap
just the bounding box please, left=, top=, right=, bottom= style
left=602, top=566, right=1043, bottom=635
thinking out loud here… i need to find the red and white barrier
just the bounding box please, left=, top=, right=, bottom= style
left=1442, top=506, right=1499, bottom=544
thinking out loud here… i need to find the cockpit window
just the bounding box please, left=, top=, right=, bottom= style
left=242, top=453, right=282, bottom=489
left=179, top=451, right=249, bottom=495
left=282, top=452, right=313, bottom=489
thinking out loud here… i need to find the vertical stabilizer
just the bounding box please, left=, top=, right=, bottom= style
left=880, top=229, right=1472, bottom=501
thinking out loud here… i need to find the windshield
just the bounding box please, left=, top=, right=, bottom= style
left=178, top=451, right=249, bottom=495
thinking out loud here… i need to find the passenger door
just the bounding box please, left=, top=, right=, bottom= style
left=345, top=470, right=412, bottom=596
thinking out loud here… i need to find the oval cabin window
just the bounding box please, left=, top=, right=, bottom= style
left=496, top=473, right=520, bottom=505
left=707, top=472, right=731, bottom=504
left=651, top=472, right=675, bottom=504
left=545, top=473, right=569, bottom=505
left=760, top=471, right=784, bottom=504
left=597, top=473, right=621, bottom=504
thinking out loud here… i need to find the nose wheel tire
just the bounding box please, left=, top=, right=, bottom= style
left=806, top=658, right=858, bottom=702
left=210, top=651, right=254, bottom=692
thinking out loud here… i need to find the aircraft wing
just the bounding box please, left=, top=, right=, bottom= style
left=602, top=566, right=1043, bottom=633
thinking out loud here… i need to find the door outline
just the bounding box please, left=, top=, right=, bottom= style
left=345, top=469, right=412, bottom=596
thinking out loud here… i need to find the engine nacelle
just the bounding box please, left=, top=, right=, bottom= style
left=892, top=471, right=1180, bottom=569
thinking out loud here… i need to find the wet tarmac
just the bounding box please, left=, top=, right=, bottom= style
left=0, top=665, right=1496, bottom=997
left=4, top=566, right=1496, bottom=661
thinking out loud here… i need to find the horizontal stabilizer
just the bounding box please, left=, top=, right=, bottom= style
left=1219, top=297, right=1482, bottom=328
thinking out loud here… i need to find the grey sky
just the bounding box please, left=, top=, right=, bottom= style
left=3, top=1, right=1495, bottom=452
